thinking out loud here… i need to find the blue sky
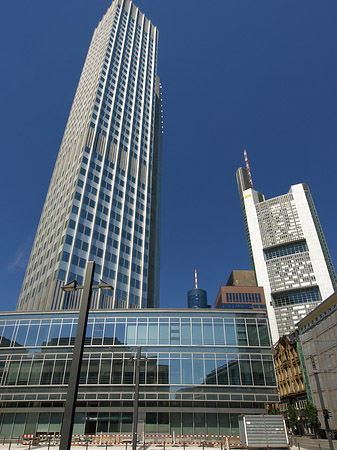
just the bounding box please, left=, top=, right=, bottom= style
left=0, top=0, right=337, bottom=311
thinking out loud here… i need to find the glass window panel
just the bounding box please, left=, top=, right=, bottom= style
left=41, top=361, right=54, bottom=385
left=228, top=357, right=240, bottom=385
left=111, top=358, right=123, bottom=384
left=97, top=413, right=109, bottom=433
left=36, top=324, right=50, bottom=347
left=182, top=413, right=193, bottom=435
left=247, top=324, right=259, bottom=346
left=0, top=361, right=5, bottom=384
left=12, top=413, right=26, bottom=439
left=25, top=325, right=39, bottom=346
left=181, top=358, right=192, bottom=384
left=230, top=414, right=239, bottom=435
left=37, top=413, right=49, bottom=433
left=99, top=360, right=111, bottom=384
left=216, top=357, right=228, bottom=385
left=52, top=360, right=66, bottom=384
left=123, top=360, right=134, bottom=384
left=70, top=322, right=77, bottom=345
left=1, top=325, right=15, bottom=347
left=0, top=413, right=14, bottom=438
left=49, top=413, right=62, bottom=433
left=225, top=324, right=236, bottom=346
left=159, top=324, right=169, bottom=345
left=258, top=324, right=270, bottom=346
left=219, top=413, right=230, bottom=435
left=146, top=412, right=157, bottom=434
left=203, top=323, right=213, bottom=345
left=264, top=361, right=276, bottom=385
left=193, top=357, right=204, bottom=385
left=158, top=412, right=169, bottom=433
left=14, top=325, right=28, bottom=347
left=63, top=360, right=71, bottom=384
left=170, top=412, right=181, bottom=435
left=158, top=358, right=169, bottom=384
left=92, top=321, right=104, bottom=345
left=214, top=322, right=225, bottom=345
left=80, top=359, right=88, bottom=384
left=88, top=360, right=99, bottom=384
left=115, top=322, right=125, bottom=345
left=121, top=413, right=132, bottom=433
left=148, top=323, right=158, bottom=345
left=110, top=413, right=121, bottom=433
left=84, top=323, right=93, bottom=345
left=237, top=324, right=247, bottom=346
left=17, top=361, right=31, bottom=385
left=195, top=413, right=206, bottom=435
left=48, top=325, right=60, bottom=346
left=126, top=324, right=136, bottom=345
left=205, top=356, right=216, bottom=385
left=169, top=358, right=181, bottom=384
left=103, top=322, right=115, bottom=345
left=181, top=323, right=191, bottom=345
left=146, top=358, right=157, bottom=384
left=6, top=361, right=20, bottom=385
left=28, top=361, right=42, bottom=385
left=240, top=360, right=252, bottom=385
left=207, top=413, right=218, bottom=435
left=192, top=323, right=202, bottom=345
left=59, top=323, right=71, bottom=345
left=252, top=360, right=264, bottom=385
left=137, top=323, right=147, bottom=345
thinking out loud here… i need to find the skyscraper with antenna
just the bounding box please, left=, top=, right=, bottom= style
left=237, top=150, right=337, bottom=343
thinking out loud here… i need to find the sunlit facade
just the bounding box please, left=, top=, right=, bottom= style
left=17, top=0, right=162, bottom=312
left=0, top=309, right=278, bottom=438
left=237, top=166, right=337, bottom=343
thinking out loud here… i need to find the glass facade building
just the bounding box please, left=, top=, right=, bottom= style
left=17, top=0, right=162, bottom=312
left=237, top=165, right=337, bottom=343
left=0, top=309, right=278, bottom=438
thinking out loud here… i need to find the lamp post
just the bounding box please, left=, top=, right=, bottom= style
left=59, top=261, right=113, bottom=450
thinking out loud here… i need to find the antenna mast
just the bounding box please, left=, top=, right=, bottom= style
left=195, top=270, right=198, bottom=289
left=244, top=149, right=253, bottom=188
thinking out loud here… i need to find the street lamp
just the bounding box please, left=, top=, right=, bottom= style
left=59, top=261, right=113, bottom=450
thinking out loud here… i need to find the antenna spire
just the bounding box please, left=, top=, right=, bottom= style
left=244, top=149, right=253, bottom=187
left=195, top=269, right=198, bottom=289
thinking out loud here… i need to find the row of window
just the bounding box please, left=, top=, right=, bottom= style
left=0, top=317, right=270, bottom=348
left=1, top=352, right=275, bottom=387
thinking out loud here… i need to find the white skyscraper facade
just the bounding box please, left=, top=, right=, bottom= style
left=237, top=166, right=337, bottom=343
left=17, top=0, right=162, bottom=312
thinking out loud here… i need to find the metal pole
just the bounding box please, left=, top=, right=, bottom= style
left=59, top=261, right=95, bottom=450
left=311, top=357, right=334, bottom=450
left=132, top=347, right=141, bottom=450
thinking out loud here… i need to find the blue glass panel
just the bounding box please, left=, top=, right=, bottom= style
left=137, top=323, right=147, bottom=345
left=225, top=324, right=236, bottom=345
left=115, top=322, right=125, bottom=345
left=205, top=356, right=216, bottom=385
left=159, top=324, right=169, bottom=345
left=126, top=323, right=136, bottom=345
left=148, top=323, right=158, bottom=345
left=181, top=358, right=192, bottom=384
left=203, top=323, right=214, bottom=345
left=26, top=325, right=39, bottom=346
left=36, top=324, right=50, bottom=347
left=181, top=323, right=191, bottom=345
left=228, top=356, right=240, bottom=385
left=169, top=358, right=181, bottom=384
left=14, top=325, right=28, bottom=347
left=193, top=356, right=204, bottom=385
left=1, top=324, right=15, bottom=347
left=216, top=357, right=228, bottom=385
left=158, top=358, right=169, bottom=384
left=214, top=321, right=225, bottom=345
left=240, top=360, right=253, bottom=385
left=103, top=322, right=115, bottom=345
left=192, top=322, right=202, bottom=345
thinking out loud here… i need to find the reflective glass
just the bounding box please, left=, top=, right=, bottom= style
left=36, top=324, right=50, bottom=347
left=88, top=359, right=99, bottom=384
left=99, top=359, right=111, bottom=384
left=159, top=323, right=169, bottom=345
left=41, top=360, right=54, bottom=385
left=148, top=323, right=158, bottom=345
left=28, top=360, right=42, bottom=385
left=193, top=357, right=204, bottom=385
left=158, top=358, right=169, bottom=384
left=115, top=322, right=125, bottom=345
left=181, top=323, right=191, bottom=345
left=203, top=323, right=213, bottom=345
left=247, top=324, right=259, bottom=346
left=240, top=360, right=252, bottom=385
left=169, top=358, right=181, bottom=384
left=137, top=323, right=147, bottom=345
left=214, top=322, right=225, bottom=345
left=1, top=325, right=15, bottom=347
left=17, top=360, right=31, bottom=385
left=216, top=357, right=228, bottom=385
left=48, top=325, right=60, bottom=346
left=225, top=324, right=236, bottom=345
left=111, top=358, right=122, bottom=384
left=6, top=361, right=20, bottom=385
left=52, top=360, right=66, bottom=384
left=146, top=358, right=157, bottom=384
left=14, top=325, right=28, bottom=347
left=204, top=356, right=216, bottom=385
left=181, top=358, right=192, bottom=384
left=252, top=360, right=264, bottom=385
left=59, top=323, right=71, bottom=345
left=258, top=324, right=270, bottom=346
left=264, top=360, right=276, bottom=385
left=228, top=357, right=240, bottom=385
left=103, top=322, right=115, bottom=345
left=192, top=322, right=202, bottom=345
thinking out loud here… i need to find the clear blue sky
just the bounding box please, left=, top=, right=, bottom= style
left=1, top=0, right=336, bottom=311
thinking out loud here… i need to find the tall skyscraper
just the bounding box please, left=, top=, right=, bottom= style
left=17, top=0, right=162, bottom=312
left=237, top=152, right=337, bottom=343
